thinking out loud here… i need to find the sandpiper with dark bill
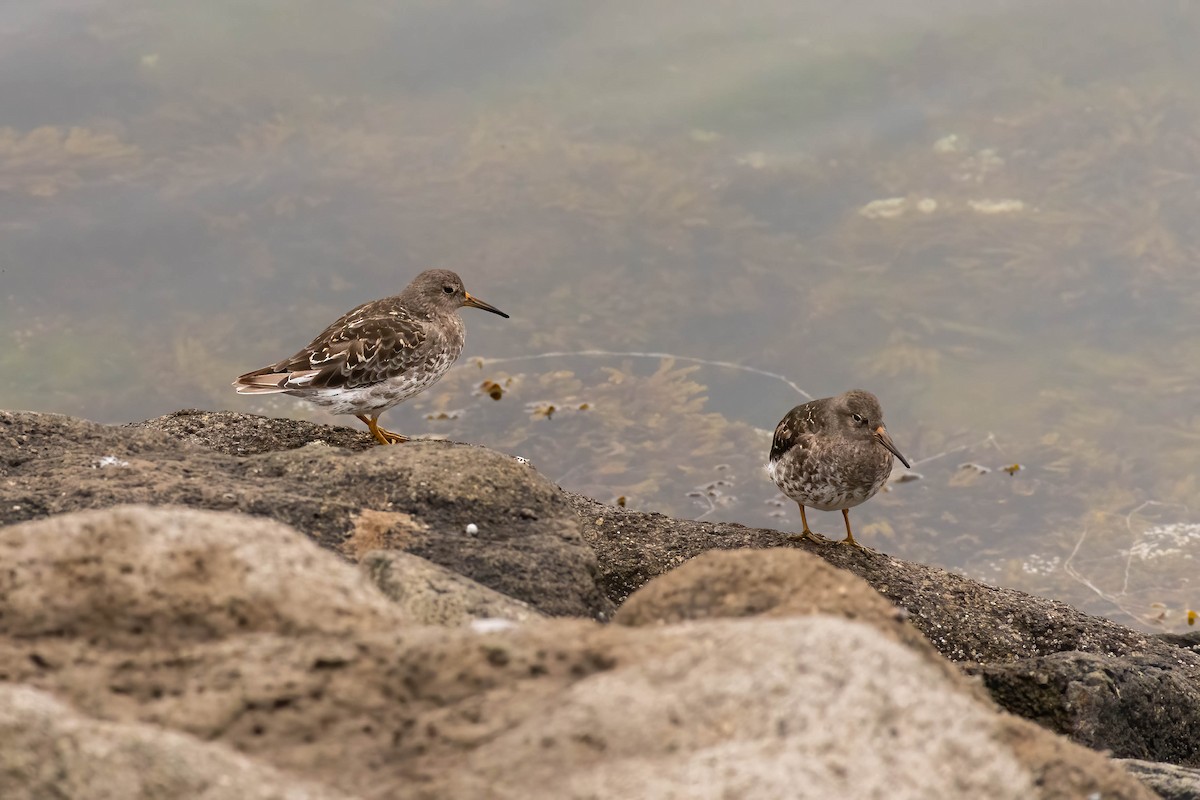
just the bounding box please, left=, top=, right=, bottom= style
left=233, top=269, right=508, bottom=445
left=768, top=389, right=910, bottom=549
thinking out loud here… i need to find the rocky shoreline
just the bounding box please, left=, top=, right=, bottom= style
left=1, top=408, right=1198, bottom=798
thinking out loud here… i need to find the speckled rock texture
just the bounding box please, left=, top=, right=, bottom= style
left=0, top=408, right=1196, bottom=794
left=0, top=409, right=613, bottom=619
left=0, top=505, right=1154, bottom=800
left=571, top=492, right=1200, bottom=768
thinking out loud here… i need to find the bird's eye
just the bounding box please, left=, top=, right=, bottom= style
left=852, top=413, right=865, bottom=424
left=442, top=285, right=455, bottom=294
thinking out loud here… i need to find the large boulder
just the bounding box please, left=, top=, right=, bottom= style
left=614, top=546, right=945, bottom=668
left=0, top=409, right=612, bottom=619
left=4, top=408, right=1199, bottom=777
left=968, top=651, right=1200, bottom=767
left=0, top=505, right=404, bottom=644
left=0, top=685, right=347, bottom=800
left=572, top=492, right=1200, bottom=767
left=0, top=505, right=1154, bottom=800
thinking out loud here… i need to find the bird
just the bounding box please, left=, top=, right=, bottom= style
left=232, top=269, right=508, bottom=445
left=768, top=389, right=910, bottom=549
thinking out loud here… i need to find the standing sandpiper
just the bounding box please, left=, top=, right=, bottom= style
left=233, top=269, right=508, bottom=445
left=768, top=389, right=910, bottom=549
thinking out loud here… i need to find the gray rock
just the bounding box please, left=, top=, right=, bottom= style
left=449, top=617, right=1046, bottom=800
left=570, top=493, right=1200, bottom=767
left=614, top=547, right=948, bottom=672
left=966, top=651, right=1200, bottom=767
left=360, top=549, right=544, bottom=626
left=0, top=505, right=405, bottom=644
left=611, top=548, right=1161, bottom=800
left=570, top=493, right=1195, bottom=664
left=0, top=409, right=613, bottom=619
left=135, top=408, right=374, bottom=455
left=0, top=504, right=1154, bottom=800
left=4, top=408, right=1198, bottom=775
left=0, top=684, right=348, bottom=800
left=1120, top=758, right=1200, bottom=800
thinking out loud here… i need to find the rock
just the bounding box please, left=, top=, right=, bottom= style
left=612, top=549, right=1162, bottom=799
left=0, top=684, right=347, bottom=800
left=4, top=409, right=1199, bottom=777
left=452, top=617, right=1048, bottom=800
left=614, top=547, right=944, bottom=666
left=967, top=651, right=1200, bottom=767
left=1157, top=631, right=1200, bottom=652
left=571, top=493, right=1200, bottom=767
left=0, top=409, right=612, bottom=619
left=135, top=408, right=374, bottom=455
left=1120, top=759, right=1200, bottom=800
left=570, top=493, right=1193, bottom=663
left=0, top=505, right=405, bottom=645
left=0, top=504, right=1154, bottom=800
left=360, top=549, right=544, bottom=626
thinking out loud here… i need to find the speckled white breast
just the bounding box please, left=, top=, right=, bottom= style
left=769, top=442, right=894, bottom=512
left=304, top=344, right=460, bottom=416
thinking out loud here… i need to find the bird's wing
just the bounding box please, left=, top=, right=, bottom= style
left=253, top=303, right=429, bottom=391
left=769, top=401, right=821, bottom=464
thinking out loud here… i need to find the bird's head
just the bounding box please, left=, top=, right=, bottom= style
left=832, top=389, right=910, bottom=468
left=407, top=269, right=509, bottom=318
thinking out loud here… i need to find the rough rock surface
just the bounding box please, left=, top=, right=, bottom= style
left=570, top=493, right=1192, bottom=663
left=615, top=547, right=945, bottom=666
left=613, top=548, right=1164, bottom=800
left=1120, top=759, right=1200, bottom=800
left=967, top=651, right=1200, bottom=767
left=571, top=493, right=1200, bottom=767
left=2, top=409, right=1198, bottom=783
left=0, top=505, right=1154, bottom=800
left=0, top=505, right=405, bottom=643
left=360, top=549, right=544, bottom=626
left=135, top=409, right=374, bottom=455
left=0, top=685, right=346, bottom=800
left=0, top=409, right=612, bottom=619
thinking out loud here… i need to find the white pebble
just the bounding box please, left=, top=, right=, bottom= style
left=465, top=523, right=479, bottom=534
left=95, top=455, right=130, bottom=468
left=471, top=618, right=518, bottom=634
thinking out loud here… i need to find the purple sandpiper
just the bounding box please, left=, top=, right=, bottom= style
left=768, top=389, right=910, bottom=548
left=233, top=269, right=508, bottom=445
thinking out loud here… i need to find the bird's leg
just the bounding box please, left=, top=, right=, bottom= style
left=837, top=508, right=867, bottom=550
left=357, top=414, right=409, bottom=445
left=373, top=418, right=410, bottom=444
left=787, top=504, right=826, bottom=543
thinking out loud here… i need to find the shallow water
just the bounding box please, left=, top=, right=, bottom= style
left=3, top=0, right=1199, bottom=631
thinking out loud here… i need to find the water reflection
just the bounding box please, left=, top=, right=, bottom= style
left=3, top=0, right=1199, bottom=631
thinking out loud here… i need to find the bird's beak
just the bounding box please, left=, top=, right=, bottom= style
left=874, top=425, right=910, bottom=468
left=463, top=292, right=509, bottom=319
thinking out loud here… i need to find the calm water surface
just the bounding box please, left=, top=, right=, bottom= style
left=4, top=0, right=1199, bottom=631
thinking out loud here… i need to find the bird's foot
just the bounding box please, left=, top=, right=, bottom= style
left=836, top=535, right=869, bottom=551
left=787, top=529, right=827, bottom=544
left=374, top=426, right=410, bottom=445
left=359, top=415, right=410, bottom=445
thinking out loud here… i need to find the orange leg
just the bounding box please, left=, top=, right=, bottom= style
left=836, top=508, right=867, bottom=550
left=356, top=414, right=409, bottom=445
left=787, top=504, right=826, bottom=544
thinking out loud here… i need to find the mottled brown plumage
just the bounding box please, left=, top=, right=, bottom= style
left=233, top=269, right=508, bottom=445
left=768, top=390, right=909, bottom=549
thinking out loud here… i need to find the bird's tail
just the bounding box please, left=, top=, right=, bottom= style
left=232, top=367, right=291, bottom=394
left=232, top=366, right=322, bottom=394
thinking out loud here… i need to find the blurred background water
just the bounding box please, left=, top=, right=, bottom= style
left=3, top=0, right=1199, bottom=631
